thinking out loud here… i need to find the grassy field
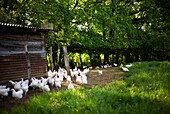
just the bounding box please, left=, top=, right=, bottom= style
left=1, top=61, right=170, bottom=114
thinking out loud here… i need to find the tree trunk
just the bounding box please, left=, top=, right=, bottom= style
left=50, top=46, right=54, bottom=71
left=115, top=50, right=119, bottom=64
left=59, top=47, right=63, bottom=66
left=104, top=53, right=109, bottom=64
left=125, top=49, right=130, bottom=63
left=79, top=53, right=83, bottom=68
left=97, top=54, right=101, bottom=64
left=134, top=48, right=140, bottom=61
left=63, top=46, right=70, bottom=75
left=89, top=53, right=93, bottom=67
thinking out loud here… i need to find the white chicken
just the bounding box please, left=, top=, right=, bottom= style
left=38, top=80, right=45, bottom=90
left=89, top=66, right=93, bottom=69
left=76, top=75, right=82, bottom=84
left=81, top=74, right=88, bottom=84
left=82, top=68, right=90, bottom=75
left=58, top=71, right=64, bottom=82
left=83, top=66, right=87, bottom=69
left=63, top=70, right=68, bottom=79
left=9, top=80, right=21, bottom=90
left=66, top=75, right=72, bottom=83
left=122, top=67, right=129, bottom=72
left=70, top=69, right=74, bottom=77
left=54, top=76, right=62, bottom=88
left=113, top=63, right=118, bottom=67
left=48, top=77, right=55, bottom=87
left=48, top=70, right=56, bottom=77
left=95, top=66, right=99, bottom=69
left=11, top=89, right=24, bottom=99
left=21, top=78, right=29, bottom=85
left=54, top=81, right=62, bottom=88
left=73, top=66, right=78, bottom=71
left=0, top=85, right=7, bottom=89
left=29, top=77, right=39, bottom=89
left=70, top=70, right=79, bottom=78
left=41, top=77, right=49, bottom=85
left=68, top=81, right=75, bottom=90
left=42, top=85, right=50, bottom=92
left=0, top=87, right=10, bottom=97
left=125, top=64, right=132, bottom=68
left=20, top=83, right=29, bottom=95
left=98, top=70, right=103, bottom=76
left=54, top=75, right=61, bottom=82
left=20, top=78, right=29, bottom=95
left=104, top=65, right=108, bottom=68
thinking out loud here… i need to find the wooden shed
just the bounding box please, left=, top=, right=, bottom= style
left=0, top=23, right=52, bottom=83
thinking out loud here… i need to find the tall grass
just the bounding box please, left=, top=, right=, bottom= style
left=1, top=61, right=170, bottom=114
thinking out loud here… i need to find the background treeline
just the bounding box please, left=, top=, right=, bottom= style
left=1, top=0, right=170, bottom=68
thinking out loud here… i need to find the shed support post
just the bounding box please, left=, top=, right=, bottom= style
left=41, top=33, right=45, bottom=51
left=25, top=45, right=31, bottom=79
left=50, top=46, right=54, bottom=71
left=63, top=46, right=70, bottom=75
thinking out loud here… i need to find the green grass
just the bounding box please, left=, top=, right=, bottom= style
left=1, top=61, right=170, bottom=114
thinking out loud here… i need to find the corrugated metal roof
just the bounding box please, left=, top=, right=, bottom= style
left=0, top=22, right=53, bottom=30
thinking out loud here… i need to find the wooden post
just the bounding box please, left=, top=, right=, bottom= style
left=63, top=46, right=70, bottom=75
left=79, top=53, right=83, bottom=67
left=41, top=33, right=45, bottom=51
left=50, top=46, right=54, bottom=71
left=25, top=44, right=31, bottom=79
left=41, top=33, right=48, bottom=72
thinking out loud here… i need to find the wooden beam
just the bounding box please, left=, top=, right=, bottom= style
left=41, top=33, right=45, bottom=51
left=25, top=45, right=31, bottom=79
left=0, top=40, right=42, bottom=46
left=0, top=51, right=46, bottom=55
left=50, top=46, right=54, bottom=71
left=63, top=46, right=70, bottom=75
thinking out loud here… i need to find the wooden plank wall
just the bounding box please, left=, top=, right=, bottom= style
left=30, top=53, right=47, bottom=78
left=0, top=29, right=47, bottom=83
left=0, top=54, right=27, bottom=81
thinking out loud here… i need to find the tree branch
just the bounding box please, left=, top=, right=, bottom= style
left=73, top=0, right=79, bottom=9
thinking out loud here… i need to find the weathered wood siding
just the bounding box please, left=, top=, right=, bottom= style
left=0, top=26, right=47, bottom=83
left=0, top=54, right=27, bottom=81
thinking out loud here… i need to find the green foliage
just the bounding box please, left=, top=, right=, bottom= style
left=0, top=0, right=170, bottom=62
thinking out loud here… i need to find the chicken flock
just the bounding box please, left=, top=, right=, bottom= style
left=0, top=63, right=132, bottom=99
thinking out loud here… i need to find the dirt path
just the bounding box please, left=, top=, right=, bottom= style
left=0, top=67, right=124, bottom=111
left=83, top=67, right=124, bottom=88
